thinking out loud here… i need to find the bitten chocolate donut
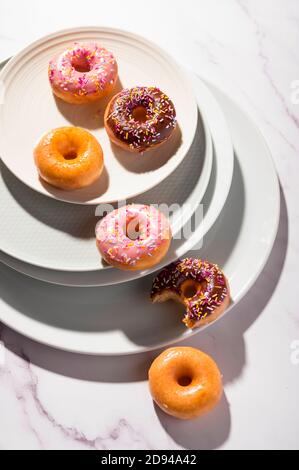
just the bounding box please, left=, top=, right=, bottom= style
left=151, top=258, right=230, bottom=328
left=104, top=86, right=177, bottom=153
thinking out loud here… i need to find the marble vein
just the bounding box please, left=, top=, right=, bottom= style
left=237, top=0, right=299, bottom=132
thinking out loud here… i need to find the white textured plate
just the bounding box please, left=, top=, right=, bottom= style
left=0, top=80, right=280, bottom=354
left=0, top=60, right=214, bottom=272
left=0, top=27, right=198, bottom=204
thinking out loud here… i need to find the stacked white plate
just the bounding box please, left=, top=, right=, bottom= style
left=0, top=28, right=279, bottom=354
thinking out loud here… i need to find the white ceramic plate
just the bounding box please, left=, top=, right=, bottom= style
left=0, top=71, right=232, bottom=276
left=0, top=27, right=198, bottom=205
left=0, top=80, right=280, bottom=354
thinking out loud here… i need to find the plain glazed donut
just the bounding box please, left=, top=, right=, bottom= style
left=151, top=258, right=230, bottom=329
left=149, top=347, right=223, bottom=420
left=48, top=42, right=118, bottom=104
left=34, top=127, right=104, bottom=190
left=96, top=204, right=172, bottom=270
left=104, top=86, right=177, bottom=153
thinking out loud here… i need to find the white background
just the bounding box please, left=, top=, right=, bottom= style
left=0, top=0, right=299, bottom=449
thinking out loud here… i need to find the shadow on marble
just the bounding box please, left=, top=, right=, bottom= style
left=154, top=393, right=231, bottom=450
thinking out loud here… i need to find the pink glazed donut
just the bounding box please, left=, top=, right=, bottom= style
left=95, top=204, right=172, bottom=271
left=48, top=42, right=118, bottom=104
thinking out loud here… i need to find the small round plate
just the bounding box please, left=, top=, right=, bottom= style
left=0, top=79, right=279, bottom=354
left=0, top=27, right=198, bottom=204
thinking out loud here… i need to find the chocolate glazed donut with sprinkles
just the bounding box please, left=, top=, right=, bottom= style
left=151, top=258, right=230, bottom=328
left=104, top=86, right=177, bottom=153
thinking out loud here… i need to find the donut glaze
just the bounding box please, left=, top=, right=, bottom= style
left=96, top=204, right=171, bottom=270
left=149, top=347, right=223, bottom=420
left=34, top=127, right=104, bottom=190
left=104, top=86, right=177, bottom=153
left=151, top=258, right=230, bottom=328
left=48, top=42, right=118, bottom=104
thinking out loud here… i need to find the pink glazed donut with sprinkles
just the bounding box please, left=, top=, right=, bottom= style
left=96, top=204, right=172, bottom=271
left=48, top=42, right=118, bottom=104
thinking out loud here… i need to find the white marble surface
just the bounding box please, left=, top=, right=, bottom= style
left=0, top=0, right=299, bottom=450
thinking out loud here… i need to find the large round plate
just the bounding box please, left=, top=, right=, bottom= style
left=0, top=27, right=198, bottom=204
left=0, top=72, right=230, bottom=275
left=0, top=80, right=279, bottom=354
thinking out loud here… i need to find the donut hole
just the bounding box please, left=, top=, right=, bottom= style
left=71, top=56, right=91, bottom=73
left=125, top=218, right=142, bottom=240
left=181, top=280, right=207, bottom=299
left=177, top=375, right=193, bottom=387
left=56, top=138, right=79, bottom=160
left=132, top=106, right=148, bottom=123
left=63, top=150, right=77, bottom=160
left=181, top=281, right=199, bottom=299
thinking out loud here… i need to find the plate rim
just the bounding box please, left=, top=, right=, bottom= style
left=0, top=26, right=198, bottom=205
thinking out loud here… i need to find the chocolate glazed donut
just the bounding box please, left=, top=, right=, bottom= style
left=151, top=258, right=230, bottom=328
left=104, top=86, right=177, bottom=153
